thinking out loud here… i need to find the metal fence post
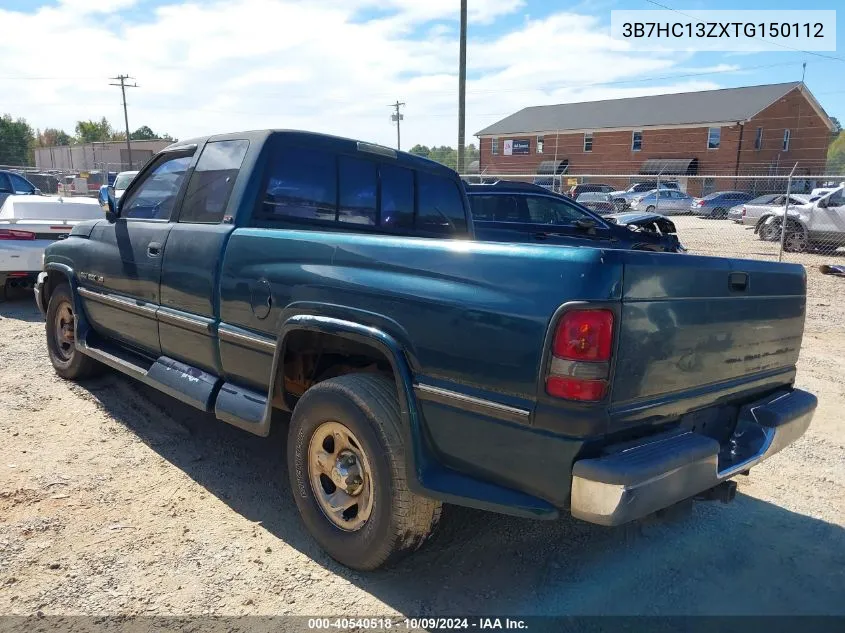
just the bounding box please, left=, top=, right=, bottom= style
left=778, top=163, right=799, bottom=263
left=655, top=168, right=662, bottom=214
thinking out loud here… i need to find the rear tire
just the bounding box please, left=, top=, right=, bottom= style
left=713, top=207, right=727, bottom=219
left=287, top=373, right=441, bottom=570
left=45, top=283, right=101, bottom=380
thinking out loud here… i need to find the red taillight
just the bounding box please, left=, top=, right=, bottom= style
left=546, top=309, right=614, bottom=402
left=546, top=376, right=607, bottom=401
left=552, top=309, right=613, bottom=361
left=741, top=206, right=747, bottom=217
left=695, top=200, right=705, bottom=207
left=0, top=229, right=36, bottom=241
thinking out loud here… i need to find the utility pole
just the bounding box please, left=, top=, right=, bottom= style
left=389, top=101, right=405, bottom=150
left=457, top=0, right=467, bottom=174
left=109, top=75, right=137, bottom=169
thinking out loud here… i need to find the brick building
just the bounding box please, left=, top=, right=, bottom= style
left=475, top=82, right=836, bottom=194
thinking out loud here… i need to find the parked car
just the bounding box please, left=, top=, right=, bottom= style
left=567, top=183, right=614, bottom=199
left=98, top=170, right=139, bottom=208
left=25, top=173, right=60, bottom=195
left=756, top=186, right=845, bottom=251
left=691, top=191, right=755, bottom=218
left=575, top=191, right=615, bottom=215
left=727, top=194, right=778, bottom=223
left=729, top=194, right=810, bottom=226
left=466, top=181, right=683, bottom=252
left=629, top=189, right=695, bottom=215
left=0, top=195, right=102, bottom=299
left=36, top=130, right=815, bottom=570
left=0, top=170, right=41, bottom=208
left=605, top=211, right=684, bottom=250
left=609, top=181, right=680, bottom=210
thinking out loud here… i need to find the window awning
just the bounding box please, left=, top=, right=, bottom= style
left=536, top=159, right=569, bottom=175
left=533, top=160, right=568, bottom=188
left=639, top=158, right=699, bottom=176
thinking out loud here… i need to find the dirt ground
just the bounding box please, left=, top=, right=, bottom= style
left=1, top=221, right=844, bottom=617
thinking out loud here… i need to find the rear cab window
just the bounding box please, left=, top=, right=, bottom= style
left=252, top=138, right=469, bottom=238
left=179, top=139, right=249, bottom=224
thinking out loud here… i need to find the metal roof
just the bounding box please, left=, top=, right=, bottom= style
left=476, top=82, right=832, bottom=136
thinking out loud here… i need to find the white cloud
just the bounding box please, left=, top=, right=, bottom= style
left=0, top=0, right=734, bottom=149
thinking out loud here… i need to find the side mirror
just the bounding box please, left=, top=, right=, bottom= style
left=105, top=186, right=119, bottom=223
left=33, top=188, right=42, bottom=196
left=817, top=199, right=827, bottom=209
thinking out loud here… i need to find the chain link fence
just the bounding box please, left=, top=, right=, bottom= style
left=1, top=162, right=131, bottom=197
left=461, top=170, right=845, bottom=262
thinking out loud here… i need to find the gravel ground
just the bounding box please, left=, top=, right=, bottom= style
left=0, top=220, right=843, bottom=617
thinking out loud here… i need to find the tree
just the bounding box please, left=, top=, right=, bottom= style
left=130, top=125, right=175, bottom=141
left=75, top=117, right=113, bottom=143
left=0, top=114, right=35, bottom=166
left=831, top=117, right=842, bottom=135
left=409, top=144, right=430, bottom=158
left=38, top=128, right=72, bottom=147
left=827, top=131, right=845, bottom=174
left=130, top=125, right=156, bottom=140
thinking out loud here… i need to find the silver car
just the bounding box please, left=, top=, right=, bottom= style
left=730, top=193, right=810, bottom=226
left=629, top=189, right=695, bottom=215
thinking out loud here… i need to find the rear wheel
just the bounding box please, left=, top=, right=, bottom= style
left=287, top=373, right=441, bottom=570
left=45, top=283, right=101, bottom=380
left=713, top=207, right=727, bottom=219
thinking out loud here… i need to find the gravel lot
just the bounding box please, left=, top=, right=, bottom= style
left=1, top=218, right=843, bottom=617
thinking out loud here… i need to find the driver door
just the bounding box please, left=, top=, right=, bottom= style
left=80, top=148, right=195, bottom=356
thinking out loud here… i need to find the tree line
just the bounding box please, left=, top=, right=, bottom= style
left=408, top=144, right=480, bottom=171
left=0, top=113, right=175, bottom=166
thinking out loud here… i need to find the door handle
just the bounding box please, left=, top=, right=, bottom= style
left=729, top=272, right=748, bottom=292
left=147, top=242, right=162, bottom=258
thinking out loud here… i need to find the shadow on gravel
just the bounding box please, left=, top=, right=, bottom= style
left=0, top=294, right=44, bottom=323
left=75, top=368, right=845, bottom=617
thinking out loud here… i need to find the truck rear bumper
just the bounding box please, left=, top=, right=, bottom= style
left=570, top=388, right=816, bottom=526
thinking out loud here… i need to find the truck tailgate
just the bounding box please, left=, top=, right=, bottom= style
left=611, top=254, right=806, bottom=419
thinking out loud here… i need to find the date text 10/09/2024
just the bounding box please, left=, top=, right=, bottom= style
left=307, top=618, right=529, bottom=630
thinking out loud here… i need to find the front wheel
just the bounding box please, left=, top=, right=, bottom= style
left=784, top=229, right=808, bottom=253
left=45, top=283, right=101, bottom=380
left=287, top=373, right=441, bottom=570
left=645, top=205, right=656, bottom=213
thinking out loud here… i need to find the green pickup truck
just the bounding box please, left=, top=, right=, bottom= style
left=35, top=130, right=816, bottom=570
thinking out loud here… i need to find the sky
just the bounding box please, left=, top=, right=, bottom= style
left=1, top=0, right=843, bottom=149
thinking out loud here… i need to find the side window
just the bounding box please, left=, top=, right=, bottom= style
left=827, top=191, right=844, bottom=208
left=469, top=195, right=522, bottom=222
left=338, top=156, right=376, bottom=226
left=0, top=174, right=11, bottom=193
left=260, top=146, right=337, bottom=221
left=380, top=164, right=414, bottom=230
left=180, top=140, right=249, bottom=224
left=416, top=172, right=467, bottom=236
left=121, top=153, right=193, bottom=220
left=526, top=196, right=592, bottom=225
left=9, top=174, right=35, bottom=194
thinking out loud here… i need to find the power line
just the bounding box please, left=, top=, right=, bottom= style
left=109, top=75, right=137, bottom=168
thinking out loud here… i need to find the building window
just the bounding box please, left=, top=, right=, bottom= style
left=755, top=127, right=763, bottom=150
left=707, top=127, right=721, bottom=149
left=536, top=136, right=544, bottom=154
left=492, top=137, right=499, bottom=155
left=783, top=129, right=790, bottom=151
left=631, top=131, right=642, bottom=152
left=584, top=132, right=593, bottom=152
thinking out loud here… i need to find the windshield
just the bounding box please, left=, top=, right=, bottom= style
left=114, top=172, right=138, bottom=190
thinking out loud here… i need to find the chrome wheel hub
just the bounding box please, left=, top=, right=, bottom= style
left=308, top=421, right=374, bottom=531
left=54, top=302, right=75, bottom=362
